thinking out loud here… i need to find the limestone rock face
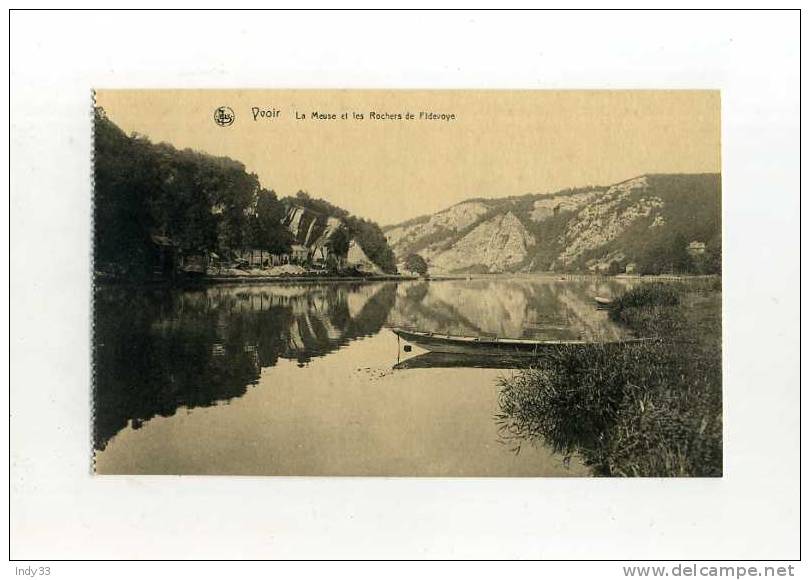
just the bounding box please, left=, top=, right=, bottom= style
left=530, top=189, right=602, bottom=221
left=555, top=177, right=664, bottom=267
left=346, top=239, right=383, bottom=274
left=384, top=173, right=720, bottom=274
left=385, top=201, right=491, bottom=258
left=283, top=205, right=344, bottom=252
left=428, top=212, right=535, bottom=273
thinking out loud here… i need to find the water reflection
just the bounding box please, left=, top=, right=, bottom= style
left=94, top=276, right=636, bottom=454
left=393, top=352, right=540, bottom=370
left=389, top=277, right=635, bottom=341
left=93, top=282, right=396, bottom=450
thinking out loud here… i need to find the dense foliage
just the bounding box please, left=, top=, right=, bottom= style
left=404, top=253, right=428, bottom=275
left=582, top=175, right=722, bottom=275
left=95, top=109, right=398, bottom=279
left=94, top=107, right=292, bottom=279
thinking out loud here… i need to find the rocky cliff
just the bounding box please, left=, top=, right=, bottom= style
left=282, top=195, right=398, bottom=274
left=283, top=204, right=385, bottom=272
left=346, top=239, right=383, bottom=274
left=427, top=212, right=535, bottom=273
left=385, top=200, right=492, bottom=253
left=384, top=174, right=721, bottom=274
left=283, top=205, right=343, bottom=250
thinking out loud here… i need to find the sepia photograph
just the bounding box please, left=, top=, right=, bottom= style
left=92, top=90, right=722, bottom=477
left=11, top=7, right=800, bottom=566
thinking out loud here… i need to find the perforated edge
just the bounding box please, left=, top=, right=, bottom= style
left=90, top=89, right=97, bottom=475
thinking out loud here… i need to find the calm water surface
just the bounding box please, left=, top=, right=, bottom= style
left=94, top=276, right=636, bottom=476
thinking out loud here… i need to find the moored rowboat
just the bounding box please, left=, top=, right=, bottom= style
left=391, top=327, right=650, bottom=357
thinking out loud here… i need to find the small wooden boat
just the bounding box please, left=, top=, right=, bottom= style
left=393, top=351, right=538, bottom=370
left=391, top=327, right=649, bottom=357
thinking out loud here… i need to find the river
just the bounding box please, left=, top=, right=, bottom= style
left=93, top=275, right=637, bottom=476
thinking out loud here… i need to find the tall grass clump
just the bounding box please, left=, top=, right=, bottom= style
left=613, top=282, right=681, bottom=309
left=608, top=283, right=684, bottom=337
left=497, top=281, right=722, bottom=477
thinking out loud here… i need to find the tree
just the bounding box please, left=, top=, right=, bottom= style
left=607, top=260, right=623, bottom=276
left=704, top=234, right=721, bottom=275
left=95, top=107, right=281, bottom=274
left=404, top=253, right=428, bottom=276
left=328, top=226, right=350, bottom=258
left=637, top=231, right=695, bottom=275
left=252, top=189, right=292, bottom=254
left=94, top=108, right=160, bottom=279
left=670, top=232, right=692, bottom=273
left=345, top=217, right=398, bottom=274
left=95, top=107, right=400, bottom=281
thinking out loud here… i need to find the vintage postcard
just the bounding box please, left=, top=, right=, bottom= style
left=92, top=90, right=721, bottom=476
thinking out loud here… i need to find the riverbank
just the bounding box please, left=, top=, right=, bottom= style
left=95, top=270, right=721, bottom=289
left=93, top=271, right=474, bottom=288
left=497, top=278, right=722, bottom=477
left=202, top=272, right=413, bottom=285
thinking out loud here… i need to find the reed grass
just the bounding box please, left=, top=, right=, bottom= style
left=497, top=279, right=722, bottom=477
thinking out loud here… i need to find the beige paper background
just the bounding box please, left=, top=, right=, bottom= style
left=95, top=90, right=720, bottom=224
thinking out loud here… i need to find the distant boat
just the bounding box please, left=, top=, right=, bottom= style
left=594, top=296, right=614, bottom=308
left=391, top=327, right=649, bottom=357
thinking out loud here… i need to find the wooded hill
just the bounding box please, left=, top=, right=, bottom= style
left=93, top=108, right=397, bottom=279
left=384, top=174, right=721, bottom=275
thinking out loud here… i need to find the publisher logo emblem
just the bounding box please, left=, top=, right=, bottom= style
left=214, top=106, right=235, bottom=127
